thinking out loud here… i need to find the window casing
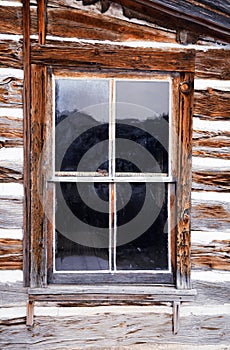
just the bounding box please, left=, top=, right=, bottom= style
left=28, top=65, right=194, bottom=289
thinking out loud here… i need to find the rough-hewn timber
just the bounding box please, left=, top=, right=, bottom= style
left=0, top=114, right=23, bottom=148
left=192, top=171, right=230, bottom=192
left=191, top=240, right=230, bottom=271
left=0, top=40, right=22, bottom=69
left=0, top=238, right=22, bottom=269
left=194, top=89, right=230, bottom=119
left=191, top=199, right=230, bottom=232
left=0, top=77, right=22, bottom=107
left=0, top=195, right=23, bottom=229
left=46, top=7, right=176, bottom=42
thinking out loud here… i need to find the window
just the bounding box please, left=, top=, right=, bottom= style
left=51, top=75, right=172, bottom=284
left=26, top=45, right=195, bottom=293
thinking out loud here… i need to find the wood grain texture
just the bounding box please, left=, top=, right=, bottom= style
left=23, top=0, right=32, bottom=287
left=192, top=171, right=230, bottom=192
left=46, top=7, right=176, bottom=42
left=0, top=40, right=22, bottom=68
left=0, top=308, right=229, bottom=347
left=191, top=199, right=230, bottom=232
left=0, top=77, right=22, bottom=107
left=191, top=239, right=230, bottom=271
left=0, top=114, right=23, bottom=148
left=31, top=42, right=195, bottom=71
left=0, top=195, right=23, bottom=229
left=194, top=89, right=230, bottom=119
left=193, top=129, right=230, bottom=156
left=195, top=49, right=230, bottom=80
left=176, top=73, right=194, bottom=289
left=0, top=165, right=23, bottom=182
left=0, top=238, right=22, bottom=269
left=30, top=64, right=47, bottom=288
left=0, top=6, right=22, bottom=35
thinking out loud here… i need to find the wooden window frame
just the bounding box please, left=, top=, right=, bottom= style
left=23, top=2, right=197, bottom=332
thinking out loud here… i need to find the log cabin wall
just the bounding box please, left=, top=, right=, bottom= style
left=0, top=0, right=229, bottom=348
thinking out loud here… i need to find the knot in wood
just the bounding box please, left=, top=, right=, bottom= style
left=179, top=81, right=191, bottom=95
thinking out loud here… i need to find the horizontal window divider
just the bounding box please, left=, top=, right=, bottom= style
left=49, top=176, right=176, bottom=183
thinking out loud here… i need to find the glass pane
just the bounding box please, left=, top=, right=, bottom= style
left=55, top=79, right=110, bottom=173
left=55, top=182, right=109, bottom=271
left=115, top=81, right=169, bottom=174
left=115, top=183, right=169, bottom=270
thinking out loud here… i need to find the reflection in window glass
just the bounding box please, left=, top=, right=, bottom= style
left=55, top=79, right=110, bottom=172
left=116, top=81, right=169, bottom=174
left=116, top=183, right=169, bottom=270
left=55, top=182, right=109, bottom=271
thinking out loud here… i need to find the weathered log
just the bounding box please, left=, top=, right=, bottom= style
left=0, top=6, right=22, bottom=35
left=192, top=171, right=230, bottom=192
left=191, top=199, right=230, bottom=232
left=0, top=238, right=23, bottom=270
left=0, top=196, right=23, bottom=229
left=191, top=239, right=230, bottom=271
left=0, top=114, right=23, bottom=147
left=194, top=89, right=230, bottom=119
left=193, top=129, right=230, bottom=148
left=31, top=42, right=195, bottom=71
left=46, top=7, right=176, bottom=42
left=195, top=49, right=230, bottom=79
left=0, top=40, right=23, bottom=68
left=0, top=310, right=229, bottom=347
left=0, top=77, right=22, bottom=107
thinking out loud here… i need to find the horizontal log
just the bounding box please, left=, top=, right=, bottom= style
left=191, top=240, right=230, bottom=271
left=0, top=166, right=23, bottom=182
left=0, top=76, right=22, bottom=107
left=192, top=147, right=230, bottom=160
left=194, top=89, right=230, bottom=119
left=192, top=171, right=230, bottom=192
left=195, top=49, right=230, bottom=80
left=0, top=113, right=23, bottom=148
left=0, top=6, right=22, bottom=35
left=191, top=198, right=230, bottom=232
left=0, top=196, right=23, bottom=229
left=0, top=40, right=22, bottom=68
left=0, top=311, right=229, bottom=347
left=193, top=129, right=230, bottom=147
left=31, top=42, right=195, bottom=71
left=0, top=238, right=22, bottom=270
left=0, top=147, right=23, bottom=182
left=46, top=7, right=176, bottom=43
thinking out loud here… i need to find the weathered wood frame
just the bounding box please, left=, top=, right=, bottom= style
left=23, top=1, right=196, bottom=332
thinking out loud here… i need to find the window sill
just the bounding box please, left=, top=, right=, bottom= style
left=27, top=285, right=196, bottom=333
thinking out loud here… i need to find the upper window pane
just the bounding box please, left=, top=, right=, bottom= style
left=115, top=81, right=169, bottom=174
left=55, top=79, right=110, bottom=172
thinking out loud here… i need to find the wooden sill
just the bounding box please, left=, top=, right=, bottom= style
left=26, top=285, right=196, bottom=333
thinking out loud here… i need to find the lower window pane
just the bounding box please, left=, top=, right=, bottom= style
left=116, top=183, right=169, bottom=270
left=55, top=182, right=109, bottom=271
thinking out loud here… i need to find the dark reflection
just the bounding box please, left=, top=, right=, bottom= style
left=56, top=111, right=109, bottom=172
left=55, top=231, right=109, bottom=271
left=55, top=78, right=110, bottom=172
left=55, top=182, right=109, bottom=271
left=116, top=117, right=168, bottom=173
left=116, top=183, right=168, bottom=270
